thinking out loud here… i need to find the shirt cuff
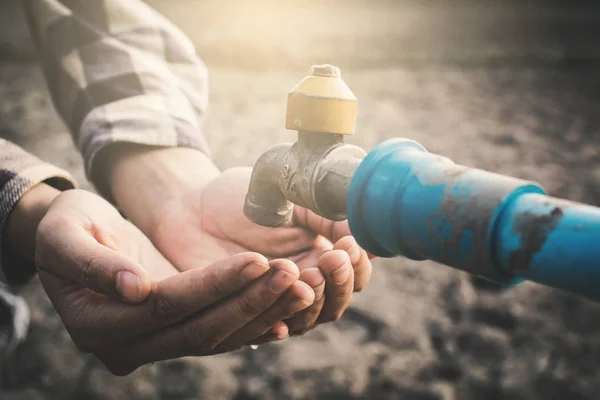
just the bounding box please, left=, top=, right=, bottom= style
left=82, top=101, right=212, bottom=202
left=0, top=163, right=76, bottom=284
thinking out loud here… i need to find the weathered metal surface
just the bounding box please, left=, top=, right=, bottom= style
left=246, top=65, right=600, bottom=302
left=243, top=143, right=294, bottom=227
left=347, top=138, right=544, bottom=285
left=347, top=137, right=600, bottom=301
left=244, top=131, right=365, bottom=226
left=494, top=194, right=600, bottom=300
left=507, top=206, right=564, bottom=273
left=244, top=65, right=365, bottom=226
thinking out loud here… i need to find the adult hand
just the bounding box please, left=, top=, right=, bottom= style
left=9, top=185, right=315, bottom=375
left=106, top=147, right=374, bottom=338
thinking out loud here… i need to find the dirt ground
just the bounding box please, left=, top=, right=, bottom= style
left=2, top=1, right=600, bottom=399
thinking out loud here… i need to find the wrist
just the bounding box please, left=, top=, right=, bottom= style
left=95, top=143, right=220, bottom=235
left=4, top=183, right=61, bottom=262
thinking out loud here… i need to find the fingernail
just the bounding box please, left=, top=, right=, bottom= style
left=116, top=271, right=141, bottom=301
left=287, top=298, right=312, bottom=314
left=268, top=270, right=295, bottom=294
left=331, top=262, right=351, bottom=284
left=241, top=262, right=270, bottom=280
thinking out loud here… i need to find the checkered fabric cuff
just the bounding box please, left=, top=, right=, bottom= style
left=0, top=139, right=76, bottom=284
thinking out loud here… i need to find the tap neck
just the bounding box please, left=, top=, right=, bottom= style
left=297, top=131, right=344, bottom=150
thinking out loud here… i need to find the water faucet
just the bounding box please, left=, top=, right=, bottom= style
left=245, top=64, right=600, bottom=303
left=244, top=64, right=366, bottom=227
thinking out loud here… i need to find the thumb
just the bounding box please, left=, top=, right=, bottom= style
left=36, top=218, right=152, bottom=303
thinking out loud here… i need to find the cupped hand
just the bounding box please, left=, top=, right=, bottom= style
left=34, top=189, right=314, bottom=375
left=150, top=167, right=375, bottom=337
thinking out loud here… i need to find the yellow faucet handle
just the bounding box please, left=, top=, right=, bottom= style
left=286, top=64, right=357, bottom=135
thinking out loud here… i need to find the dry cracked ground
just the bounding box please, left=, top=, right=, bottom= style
left=2, top=1, right=600, bottom=399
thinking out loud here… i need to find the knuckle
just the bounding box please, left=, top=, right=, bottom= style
left=335, top=283, right=354, bottom=299
left=77, top=256, right=99, bottom=288
left=236, top=295, right=263, bottom=316
left=207, top=277, right=227, bottom=299
left=149, top=292, right=185, bottom=321
left=184, top=323, right=217, bottom=354
left=237, top=252, right=267, bottom=267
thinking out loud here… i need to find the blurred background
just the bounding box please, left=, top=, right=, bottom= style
left=2, top=0, right=600, bottom=399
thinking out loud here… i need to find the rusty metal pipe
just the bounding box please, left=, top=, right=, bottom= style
left=244, top=64, right=366, bottom=227
left=244, top=143, right=294, bottom=227
left=347, top=138, right=600, bottom=302
left=246, top=63, right=600, bottom=304
left=315, top=157, right=363, bottom=217
left=244, top=135, right=364, bottom=227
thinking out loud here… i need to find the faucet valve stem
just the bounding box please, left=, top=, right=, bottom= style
left=286, top=64, right=358, bottom=136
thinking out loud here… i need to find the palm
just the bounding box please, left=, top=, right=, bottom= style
left=107, top=219, right=180, bottom=280
left=151, top=167, right=343, bottom=272
left=149, top=167, right=374, bottom=334
left=51, top=190, right=180, bottom=281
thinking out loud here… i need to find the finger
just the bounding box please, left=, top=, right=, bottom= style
left=102, top=260, right=300, bottom=374
left=200, top=168, right=318, bottom=257
left=316, top=250, right=354, bottom=324
left=293, top=206, right=350, bottom=243
left=212, top=319, right=294, bottom=355
left=284, top=268, right=326, bottom=335
left=289, top=235, right=333, bottom=271
left=293, top=207, right=378, bottom=260
left=334, top=236, right=373, bottom=292
left=38, top=253, right=273, bottom=349
left=249, top=321, right=290, bottom=345
left=298, top=268, right=326, bottom=301
left=146, top=253, right=271, bottom=324
left=222, top=279, right=314, bottom=348
left=246, top=227, right=319, bottom=259
left=36, top=216, right=151, bottom=303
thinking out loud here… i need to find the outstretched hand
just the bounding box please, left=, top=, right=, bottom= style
left=149, top=167, right=375, bottom=337
left=33, top=188, right=315, bottom=375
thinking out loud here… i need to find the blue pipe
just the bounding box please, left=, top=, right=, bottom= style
left=347, top=138, right=600, bottom=301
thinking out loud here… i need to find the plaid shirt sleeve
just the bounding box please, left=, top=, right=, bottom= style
left=0, top=0, right=210, bottom=283
left=0, top=140, right=76, bottom=284
left=22, top=0, right=211, bottom=196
